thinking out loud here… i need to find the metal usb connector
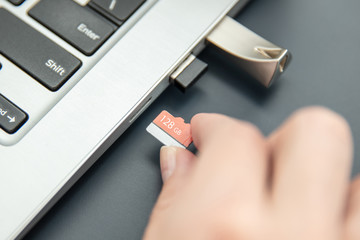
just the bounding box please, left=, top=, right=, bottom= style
left=207, top=16, right=291, bottom=88
left=170, top=16, right=291, bottom=91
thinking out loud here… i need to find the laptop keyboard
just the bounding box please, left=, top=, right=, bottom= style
left=0, top=0, right=149, bottom=144
left=0, top=8, right=82, bottom=90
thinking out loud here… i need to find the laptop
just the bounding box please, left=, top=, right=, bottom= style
left=0, top=0, right=291, bottom=239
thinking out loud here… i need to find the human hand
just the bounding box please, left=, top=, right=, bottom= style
left=143, top=107, right=360, bottom=240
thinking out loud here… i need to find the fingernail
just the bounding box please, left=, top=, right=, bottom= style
left=160, top=146, right=177, bottom=182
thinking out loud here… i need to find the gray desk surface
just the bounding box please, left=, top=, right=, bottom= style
left=26, top=0, right=360, bottom=239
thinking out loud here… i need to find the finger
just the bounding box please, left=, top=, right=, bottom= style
left=269, top=107, right=353, bottom=235
left=345, top=176, right=360, bottom=240
left=154, top=146, right=196, bottom=212
left=144, top=147, right=196, bottom=240
left=190, top=113, right=269, bottom=205
left=160, top=146, right=195, bottom=182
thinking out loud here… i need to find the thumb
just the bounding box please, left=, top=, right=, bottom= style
left=144, top=147, right=195, bottom=239
left=155, top=146, right=195, bottom=210
left=160, top=146, right=195, bottom=183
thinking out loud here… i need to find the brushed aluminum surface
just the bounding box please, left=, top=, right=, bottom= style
left=0, top=0, right=156, bottom=145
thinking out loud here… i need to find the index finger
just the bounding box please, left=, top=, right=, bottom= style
left=191, top=113, right=258, bottom=150
left=190, top=113, right=269, bottom=204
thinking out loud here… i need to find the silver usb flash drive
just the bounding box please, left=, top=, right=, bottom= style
left=207, top=16, right=291, bottom=88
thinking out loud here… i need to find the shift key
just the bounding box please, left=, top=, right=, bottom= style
left=29, top=0, right=116, bottom=56
left=0, top=8, right=81, bottom=91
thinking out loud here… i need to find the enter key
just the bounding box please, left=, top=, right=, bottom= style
left=29, top=0, right=116, bottom=56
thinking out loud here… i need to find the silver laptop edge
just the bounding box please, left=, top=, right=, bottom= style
left=0, top=0, right=248, bottom=238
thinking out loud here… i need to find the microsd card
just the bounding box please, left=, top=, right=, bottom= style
left=146, top=110, right=193, bottom=148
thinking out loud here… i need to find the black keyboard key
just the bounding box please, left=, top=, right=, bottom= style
left=7, top=0, right=25, bottom=6
left=0, top=94, right=28, bottom=134
left=0, top=8, right=81, bottom=91
left=29, top=0, right=116, bottom=56
left=89, top=0, right=145, bottom=25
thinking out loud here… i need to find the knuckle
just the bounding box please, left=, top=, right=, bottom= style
left=235, top=213, right=265, bottom=238
left=210, top=210, right=264, bottom=239
left=219, top=203, right=267, bottom=238
left=192, top=113, right=266, bottom=150
left=235, top=121, right=266, bottom=149
left=291, top=106, right=352, bottom=140
left=238, top=121, right=263, bottom=139
left=225, top=121, right=264, bottom=144
left=205, top=118, right=265, bottom=150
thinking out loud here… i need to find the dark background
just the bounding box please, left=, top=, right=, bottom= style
left=26, top=0, right=360, bottom=239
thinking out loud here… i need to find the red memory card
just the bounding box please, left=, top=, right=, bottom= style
left=146, top=110, right=193, bottom=148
